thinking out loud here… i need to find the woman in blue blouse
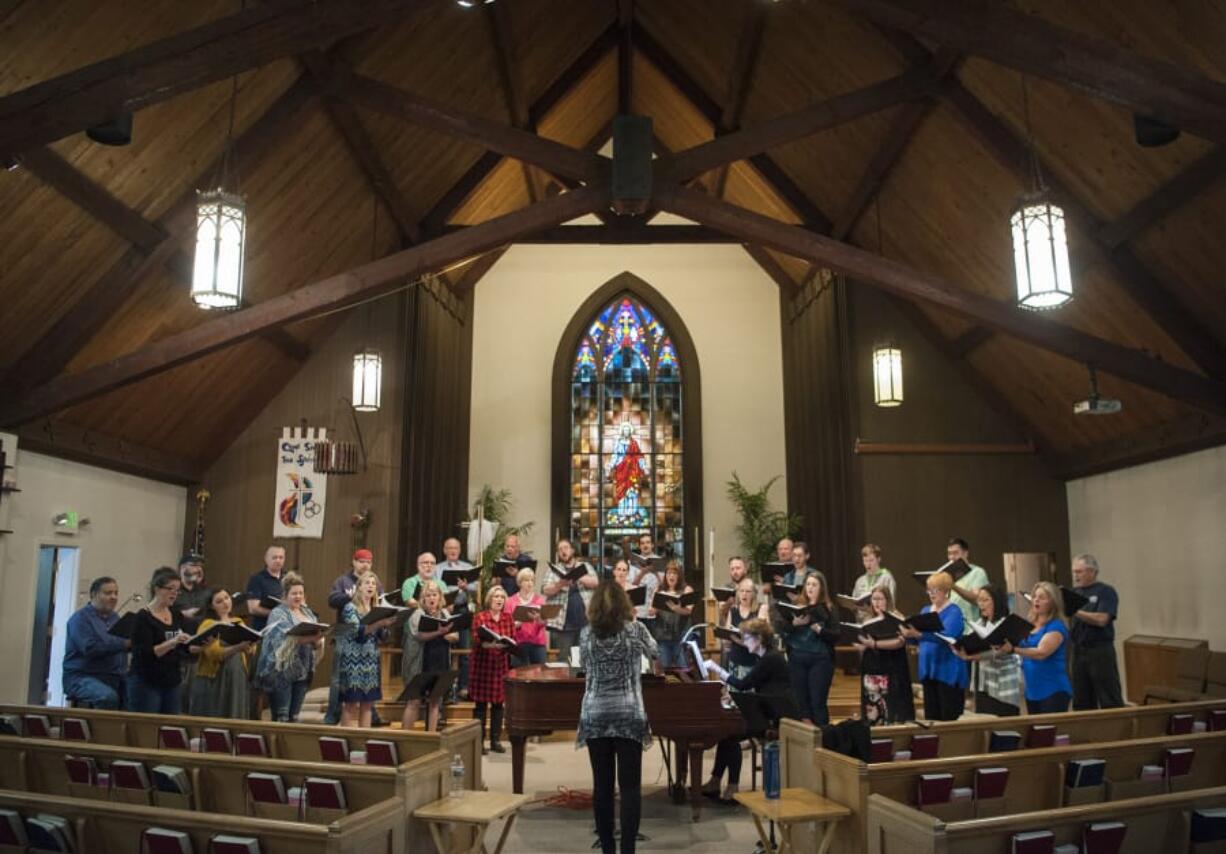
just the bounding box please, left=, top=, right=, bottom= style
left=902, top=572, right=967, bottom=721
left=1001, top=581, right=1072, bottom=713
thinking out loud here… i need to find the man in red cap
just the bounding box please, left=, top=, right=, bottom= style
left=324, top=549, right=384, bottom=724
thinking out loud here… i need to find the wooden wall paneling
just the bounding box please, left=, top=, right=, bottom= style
left=397, top=284, right=474, bottom=579
left=781, top=277, right=864, bottom=595
left=196, top=294, right=406, bottom=615
left=847, top=283, right=1071, bottom=613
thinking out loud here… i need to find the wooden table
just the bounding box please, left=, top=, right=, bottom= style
left=413, top=791, right=530, bottom=854
left=733, top=788, right=850, bottom=854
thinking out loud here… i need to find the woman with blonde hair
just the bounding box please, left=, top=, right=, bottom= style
left=401, top=581, right=457, bottom=731
left=578, top=580, right=658, bottom=854
left=902, top=571, right=967, bottom=721
left=471, top=585, right=516, bottom=754
left=723, top=578, right=769, bottom=682
left=255, top=572, right=325, bottom=722
left=1001, top=581, right=1072, bottom=713
left=336, top=570, right=395, bottom=727
left=508, top=567, right=548, bottom=666
left=855, top=585, right=915, bottom=724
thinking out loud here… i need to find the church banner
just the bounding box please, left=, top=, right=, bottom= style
left=273, top=427, right=328, bottom=539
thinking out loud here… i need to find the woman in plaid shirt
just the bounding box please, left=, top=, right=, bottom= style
left=953, top=584, right=1021, bottom=716
left=471, top=586, right=516, bottom=754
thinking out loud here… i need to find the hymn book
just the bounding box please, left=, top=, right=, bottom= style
left=25, top=815, right=75, bottom=852
left=110, top=760, right=150, bottom=791
left=973, top=767, right=1009, bottom=800
left=60, top=718, right=88, bottom=742
left=22, top=713, right=51, bottom=738
left=1191, top=809, right=1226, bottom=844
left=1065, top=758, right=1106, bottom=788
left=246, top=772, right=288, bottom=804
left=158, top=725, right=190, bottom=751
left=365, top=740, right=399, bottom=767
left=152, top=766, right=191, bottom=796
left=201, top=728, right=233, bottom=754
left=235, top=733, right=268, bottom=757
left=63, top=755, right=98, bottom=786
left=143, top=828, right=192, bottom=854
left=305, top=777, right=346, bottom=810
left=210, top=836, right=260, bottom=854
left=0, top=809, right=25, bottom=846
left=318, top=736, right=350, bottom=763
left=1081, top=821, right=1126, bottom=854
left=1010, top=830, right=1055, bottom=854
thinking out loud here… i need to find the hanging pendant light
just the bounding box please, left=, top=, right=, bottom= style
left=1010, top=75, right=1072, bottom=311
left=351, top=196, right=382, bottom=412
left=352, top=349, right=383, bottom=412
left=872, top=342, right=903, bottom=407
left=192, top=74, right=246, bottom=310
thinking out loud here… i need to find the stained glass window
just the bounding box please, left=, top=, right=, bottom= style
left=570, top=295, right=684, bottom=563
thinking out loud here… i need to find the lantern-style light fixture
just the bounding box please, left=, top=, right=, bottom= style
left=1010, top=75, right=1072, bottom=311
left=191, top=75, right=246, bottom=310
left=872, top=342, right=903, bottom=408
left=352, top=349, right=382, bottom=412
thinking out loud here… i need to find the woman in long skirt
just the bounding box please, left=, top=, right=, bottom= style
left=188, top=589, right=254, bottom=719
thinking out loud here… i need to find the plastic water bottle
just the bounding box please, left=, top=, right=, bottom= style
left=763, top=740, right=781, bottom=800
left=449, top=753, right=465, bottom=799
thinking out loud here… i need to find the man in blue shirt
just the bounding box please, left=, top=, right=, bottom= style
left=244, top=545, right=287, bottom=631
left=1069, top=553, right=1124, bottom=710
left=63, top=577, right=129, bottom=709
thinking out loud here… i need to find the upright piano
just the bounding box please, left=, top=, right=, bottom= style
left=504, top=665, right=744, bottom=820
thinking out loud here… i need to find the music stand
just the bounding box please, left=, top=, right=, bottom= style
left=396, top=669, right=459, bottom=730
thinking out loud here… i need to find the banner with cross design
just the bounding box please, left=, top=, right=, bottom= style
left=272, top=426, right=328, bottom=539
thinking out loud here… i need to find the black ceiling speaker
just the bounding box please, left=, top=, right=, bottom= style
left=611, top=114, right=653, bottom=216
left=86, top=111, right=133, bottom=146
left=1133, top=114, right=1180, bottom=148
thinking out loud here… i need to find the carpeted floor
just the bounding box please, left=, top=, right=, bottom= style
left=478, top=733, right=766, bottom=853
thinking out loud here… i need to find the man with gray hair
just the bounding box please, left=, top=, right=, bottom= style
left=1069, top=553, right=1123, bottom=709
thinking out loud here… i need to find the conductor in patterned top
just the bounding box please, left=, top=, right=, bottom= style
left=471, top=586, right=515, bottom=754
left=782, top=571, right=840, bottom=725
left=646, top=559, right=694, bottom=669
left=63, top=576, right=130, bottom=710
left=336, top=571, right=396, bottom=727
left=126, top=567, right=193, bottom=714
left=578, top=579, right=658, bottom=854
left=188, top=588, right=254, bottom=719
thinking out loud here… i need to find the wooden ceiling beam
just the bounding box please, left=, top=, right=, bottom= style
left=442, top=223, right=735, bottom=244
left=1094, top=147, right=1226, bottom=250
left=483, top=2, right=543, bottom=204
left=659, top=71, right=937, bottom=183
left=0, top=76, right=319, bottom=397
left=941, top=77, right=1226, bottom=379
left=713, top=1, right=768, bottom=198
left=0, top=0, right=424, bottom=157
left=656, top=185, right=1226, bottom=416
left=883, top=297, right=1051, bottom=459
left=830, top=47, right=960, bottom=241
left=948, top=324, right=994, bottom=360
left=16, top=420, right=201, bottom=485
left=336, top=69, right=607, bottom=185
left=450, top=248, right=507, bottom=296
left=0, top=186, right=609, bottom=427
left=617, top=0, right=634, bottom=115
left=743, top=244, right=800, bottom=301
left=837, top=0, right=1226, bottom=144
left=19, top=148, right=167, bottom=250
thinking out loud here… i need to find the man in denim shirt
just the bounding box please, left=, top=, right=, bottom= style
left=63, top=577, right=130, bottom=709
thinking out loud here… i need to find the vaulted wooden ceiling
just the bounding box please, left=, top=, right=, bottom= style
left=0, top=0, right=1223, bottom=482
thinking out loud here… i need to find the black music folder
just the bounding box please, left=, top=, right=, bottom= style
left=360, top=605, right=411, bottom=627
left=441, top=565, right=482, bottom=585
left=836, top=592, right=873, bottom=612
left=107, top=612, right=139, bottom=639
left=652, top=590, right=700, bottom=610
left=950, top=613, right=1034, bottom=654
left=494, top=558, right=537, bottom=578
left=478, top=625, right=521, bottom=658
left=902, top=612, right=944, bottom=633
left=547, top=562, right=589, bottom=582
left=626, top=585, right=648, bottom=607
left=711, top=586, right=736, bottom=603
left=286, top=621, right=330, bottom=637
left=840, top=612, right=905, bottom=641
left=418, top=610, right=472, bottom=633
left=911, top=558, right=970, bottom=583
left=1021, top=586, right=1089, bottom=615
left=761, top=562, right=792, bottom=584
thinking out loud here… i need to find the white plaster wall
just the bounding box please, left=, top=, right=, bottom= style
left=1066, top=445, right=1226, bottom=691
left=0, top=441, right=186, bottom=703
left=468, top=244, right=788, bottom=582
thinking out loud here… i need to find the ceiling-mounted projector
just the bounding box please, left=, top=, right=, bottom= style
left=1073, top=365, right=1122, bottom=416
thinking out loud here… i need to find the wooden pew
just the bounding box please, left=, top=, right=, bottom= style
left=0, top=703, right=481, bottom=790
left=866, top=786, right=1226, bottom=854
left=0, top=788, right=404, bottom=854
left=792, top=728, right=1226, bottom=854
left=807, top=697, right=1226, bottom=760
left=0, top=739, right=454, bottom=852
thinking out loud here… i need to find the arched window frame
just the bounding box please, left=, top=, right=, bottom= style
left=551, top=272, right=704, bottom=578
